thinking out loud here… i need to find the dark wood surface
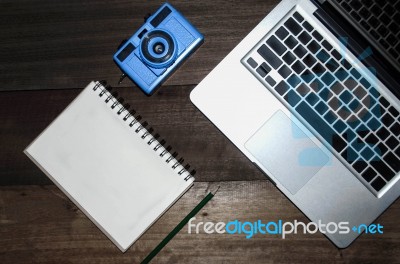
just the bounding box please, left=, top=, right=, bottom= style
left=0, top=0, right=399, bottom=263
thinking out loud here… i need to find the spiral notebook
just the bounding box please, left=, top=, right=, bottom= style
left=24, top=81, right=195, bottom=252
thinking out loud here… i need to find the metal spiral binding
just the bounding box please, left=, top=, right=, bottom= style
left=92, top=80, right=195, bottom=181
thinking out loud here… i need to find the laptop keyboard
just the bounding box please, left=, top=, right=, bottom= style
left=242, top=11, right=400, bottom=196
left=330, top=0, right=400, bottom=69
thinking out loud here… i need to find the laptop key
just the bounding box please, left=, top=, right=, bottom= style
left=257, top=44, right=283, bottom=69
left=310, top=79, right=324, bottom=93
left=321, top=72, right=335, bottom=85
left=284, top=90, right=301, bottom=107
left=333, top=119, right=346, bottom=133
left=370, top=30, right=379, bottom=39
left=247, top=57, right=258, bottom=68
left=335, top=67, right=349, bottom=81
left=292, top=60, right=306, bottom=74
left=341, top=59, right=352, bottom=70
left=339, top=90, right=354, bottom=104
left=382, top=113, right=394, bottom=127
left=349, top=0, right=362, bottom=11
left=293, top=11, right=304, bottom=23
left=307, top=40, right=321, bottom=54
left=338, top=105, right=351, bottom=120
left=267, top=35, right=287, bottom=56
left=376, top=142, right=388, bottom=156
left=306, top=92, right=319, bottom=106
left=390, top=123, right=400, bottom=135
left=317, top=50, right=330, bottom=63
left=282, top=51, right=296, bottom=65
left=367, top=117, right=381, bottom=130
left=318, top=89, right=332, bottom=102
left=361, top=147, right=374, bottom=161
left=348, top=99, right=361, bottom=112
left=296, top=83, right=310, bottom=96
left=319, top=100, right=334, bottom=120
left=315, top=101, right=329, bottom=115
left=348, top=106, right=361, bottom=118
left=383, top=152, right=400, bottom=172
left=294, top=45, right=307, bottom=58
left=321, top=40, right=332, bottom=51
left=332, top=134, right=347, bottom=153
left=312, top=63, right=326, bottom=75
left=371, top=160, right=395, bottom=181
left=369, top=16, right=380, bottom=28
left=343, top=77, right=358, bottom=90
left=276, top=27, right=289, bottom=40
left=341, top=2, right=352, bottom=12
left=303, top=53, right=317, bottom=67
left=284, top=35, right=298, bottom=49
left=266, top=75, right=276, bottom=87
left=353, top=160, right=368, bottom=173
left=288, top=74, right=301, bottom=88
left=386, top=136, right=399, bottom=150
left=299, top=31, right=312, bottom=45
left=370, top=104, right=382, bottom=118
left=284, top=17, right=302, bottom=36
left=350, top=68, right=361, bottom=79
left=371, top=176, right=386, bottom=191
left=275, top=80, right=289, bottom=96
left=350, top=11, right=361, bottom=21
left=353, top=86, right=367, bottom=100
left=360, top=7, right=371, bottom=19
left=328, top=97, right=342, bottom=111
left=361, top=167, right=377, bottom=182
left=388, top=106, right=399, bottom=117
left=303, top=21, right=313, bottom=32
left=256, top=62, right=271, bottom=77
left=357, top=124, right=369, bottom=138
left=396, top=146, right=400, bottom=157
left=343, top=129, right=356, bottom=142
left=300, top=69, right=314, bottom=83
left=365, top=133, right=379, bottom=145
left=312, top=31, right=323, bottom=41
left=331, top=49, right=341, bottom=60
left=379, top=97, right=390, bottom=108
left=360, top=78, right=371, bottom=89
left=278, top=65, right=292, bottom=79
left=348, top=115, right=361, bottom=129
left=376, top=127, right=390, bottom=140
left=326, top=59, right=339, bottom=72
left=341, top=146, right=357, bottom=162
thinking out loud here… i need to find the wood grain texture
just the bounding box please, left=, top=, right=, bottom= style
left=0, top=86, right=263, bottom=185
left=0, top=0, right=279, bottom=91
left=1, top=0, right=399, bottom=263
left=1, top=182, right=399, bottom=264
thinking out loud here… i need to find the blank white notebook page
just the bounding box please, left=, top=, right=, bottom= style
left=25, top=81, right=194, bottom=252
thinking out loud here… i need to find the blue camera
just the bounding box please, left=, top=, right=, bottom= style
left=113, top=3, right=204, bottom=95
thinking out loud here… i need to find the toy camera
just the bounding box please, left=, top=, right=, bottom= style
left=113, top=3, right=204, bottom=95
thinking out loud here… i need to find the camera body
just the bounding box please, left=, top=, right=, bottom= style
left=113, top=3, right=204, bottom=95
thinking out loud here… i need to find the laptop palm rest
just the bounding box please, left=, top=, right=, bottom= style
left=245, top=110, right=330, bottom=195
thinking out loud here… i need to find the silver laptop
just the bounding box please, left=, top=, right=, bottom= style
left=190, top=0, right=400, bottom=247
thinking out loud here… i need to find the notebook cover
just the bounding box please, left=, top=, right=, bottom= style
left=24, top=81, right=194, bottom=252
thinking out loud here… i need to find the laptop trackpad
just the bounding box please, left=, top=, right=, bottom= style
left=245, top=110, right=329, bottom=195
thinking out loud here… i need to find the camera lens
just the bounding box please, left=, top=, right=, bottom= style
left=140, top=29, right=177, bottom=68
left=153, top=42, right=165, bottom=54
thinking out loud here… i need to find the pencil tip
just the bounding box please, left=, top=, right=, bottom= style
left=211, top=186, right=220, bottom=196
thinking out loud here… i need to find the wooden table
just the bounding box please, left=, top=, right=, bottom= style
left=1, top=1, right=399, bottom=263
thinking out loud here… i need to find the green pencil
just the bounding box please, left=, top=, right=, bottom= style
left=141, top=187, right=219, bottom=264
